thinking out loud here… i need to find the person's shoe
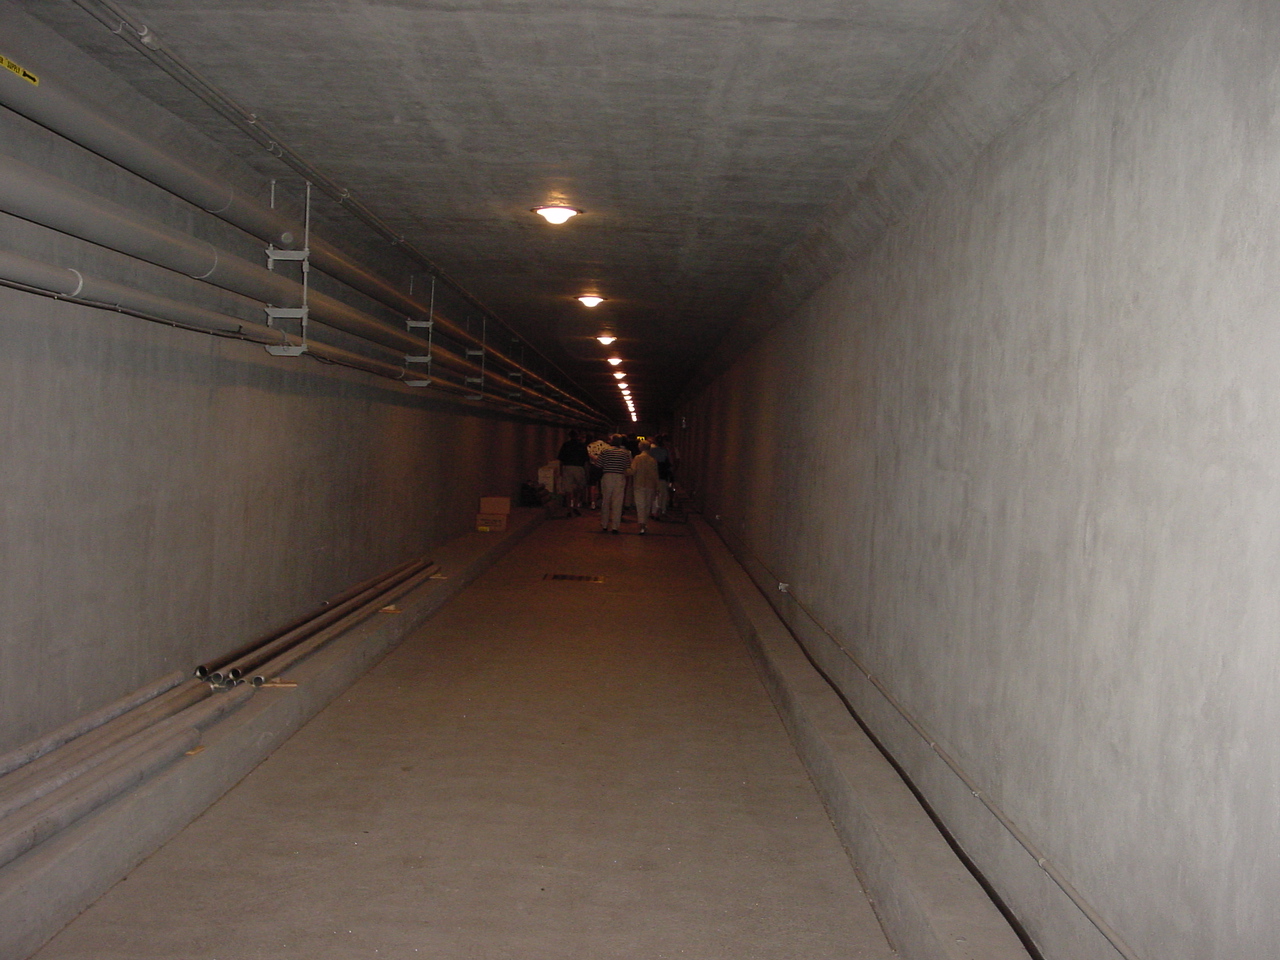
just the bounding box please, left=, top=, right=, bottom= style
left=639, top=525, right=647, bottom=534
left=611, top=529, right=620, bottom=534
left=599, top=527, right=609, bottom=533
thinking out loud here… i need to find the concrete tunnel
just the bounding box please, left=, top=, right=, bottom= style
left=0, top=1, right=1273, bottom=958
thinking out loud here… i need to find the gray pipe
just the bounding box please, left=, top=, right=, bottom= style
left=251, top=566, right=437, bottom=685
left=0, top=723, right=199, bottom=871
left=0, top=249, right=568, bottom=418
left=0, top=246, right=273, bottom=340
left=0, top=152, right=298, bottom=306
left=303, top=241, right=605, bottom=418
left=0, top=61, right=296, bottom=247
left=220, top=559, right=430, bottom=680
left=0, top=686, right=241, bottom=824
left=0, top=56, right=603, bottom=422
left=3, top=680, right=212, bottom=794
left=0, top=670, right=185, bottom=778
left=0, top=732, right=144, bottom=822
left=0, top=246, right=487, bottom=390
left=0, top=158, right=588, bottom=420
left=0, top=685, right=254, bottom=870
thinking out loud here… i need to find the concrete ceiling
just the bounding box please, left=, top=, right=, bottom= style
left=32, top=0, right=994, bottom=421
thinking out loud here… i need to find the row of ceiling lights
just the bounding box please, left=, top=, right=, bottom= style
left=533, top=204, right=637, bottom=423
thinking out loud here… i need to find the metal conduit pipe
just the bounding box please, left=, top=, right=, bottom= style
left=0, top=684, right=254, bottom=872
left=250, top=566, right=437, bottom=685
left=0, top=724, right=166, bottom=822
left=0, top=670, right=185, bottom=778
left=0, top=246, right=282, bottom=341
left=0, top=247, right=421, bottom=387
left=143, top=681, right=256, bottom=736
left=0, top=64, right=297, bottom=247
left=0, top=156, right=593, bottom=422
left=0, top=724, right=201, bottom=871
left=0, top=21, right=605, bottom=422
left=0, top=688, right=239, bottom=823
left=0, top=90, right=600, bottom=423
left=221, top=559, right=432, bottom=681
left=0, top=682, right=253, bottom=828
left=3, top=681, right=213, bottom=792
left=0, top=681, right=254, bottom=829
left=0, top=153, right=301, bottom=307
left=298, top=242, right=605, bottom=418
left=195, top=558, right=421, bottom=679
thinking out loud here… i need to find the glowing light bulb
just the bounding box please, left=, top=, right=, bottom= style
left=613, top=372, right=626, bottom=379
left=596, top=335, right=616, bottom=345
left=532, top=205, right=580, bottom=224
left=607, top=357, right=622, bottom=366
left=577, top=295, right=604, bottom=308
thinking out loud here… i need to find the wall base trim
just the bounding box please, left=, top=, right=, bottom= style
left=691, top=514, right=1030, bottom=960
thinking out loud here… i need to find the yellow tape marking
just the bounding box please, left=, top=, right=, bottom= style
left=0, top=55, right=39, bottom=86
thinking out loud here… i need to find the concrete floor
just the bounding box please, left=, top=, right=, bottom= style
left=32, top=514, right=896, bottom=960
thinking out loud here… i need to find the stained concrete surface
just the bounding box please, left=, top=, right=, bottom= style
left=31, top=514, right=896, bottom=960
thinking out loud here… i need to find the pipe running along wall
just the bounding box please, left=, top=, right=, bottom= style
left=0, top=57, right=605, bottom=424
left=194, top=557, right=422, bottom=678
left=0, top=154, right=592, bottom=423
left=0, top=242, right=582, bottom=424
left=0, top=245, right=579, bottom=422
left=0, top=671, right=186, bottom=778
left=0, top=247, right=408, bottom=385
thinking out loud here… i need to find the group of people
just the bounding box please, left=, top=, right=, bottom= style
left=555, top=431, right=675, bottom=535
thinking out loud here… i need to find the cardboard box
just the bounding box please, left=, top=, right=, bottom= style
left=479, top=496, right=511, bottom=515
left=537, top=463, right=560, bottom=491
left=475, top=512, right=508, bottom=532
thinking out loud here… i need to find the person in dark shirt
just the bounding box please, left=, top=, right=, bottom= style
left=557, top=430, right=589, bottom=516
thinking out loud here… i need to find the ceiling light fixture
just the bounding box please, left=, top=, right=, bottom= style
left=607, top=357, right=622, bottom=366
left=532, top=205, right=581, bottom=224
left=613, top=372, right=626, bottom=379
left=577, top=295, right=605, bottom=308
left=596, top=335, right=616, bottom=345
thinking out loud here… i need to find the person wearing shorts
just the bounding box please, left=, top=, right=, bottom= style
left=557, top=430, right=589, bottom=515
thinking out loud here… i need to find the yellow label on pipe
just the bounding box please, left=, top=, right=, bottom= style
left=0, top=55, right=38, bottom=86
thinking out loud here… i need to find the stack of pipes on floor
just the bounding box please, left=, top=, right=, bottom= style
left=0, top=556, right=436, bottom=873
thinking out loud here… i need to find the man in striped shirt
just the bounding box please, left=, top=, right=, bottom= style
left=592, top=436, right=633, bottom=534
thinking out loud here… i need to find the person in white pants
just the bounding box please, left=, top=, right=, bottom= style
left=592, top=437, right=632, bottom=533
left=630, top=440, right=660, bottom=534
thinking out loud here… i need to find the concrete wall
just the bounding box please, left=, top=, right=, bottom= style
left=0, top=5, right=560, bottom=755
left=678, top=1, right=1280, bottom=957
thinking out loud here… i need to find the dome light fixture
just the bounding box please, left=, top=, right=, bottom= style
left=596, top=334, right=616, bottom=345
left=607, top=357, right=623, bottom=366
left=613, top=371, right=626, bottom=379
left=577, top=295, right=605, bottom=308
left=532, top=205, right=581, bottom=225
